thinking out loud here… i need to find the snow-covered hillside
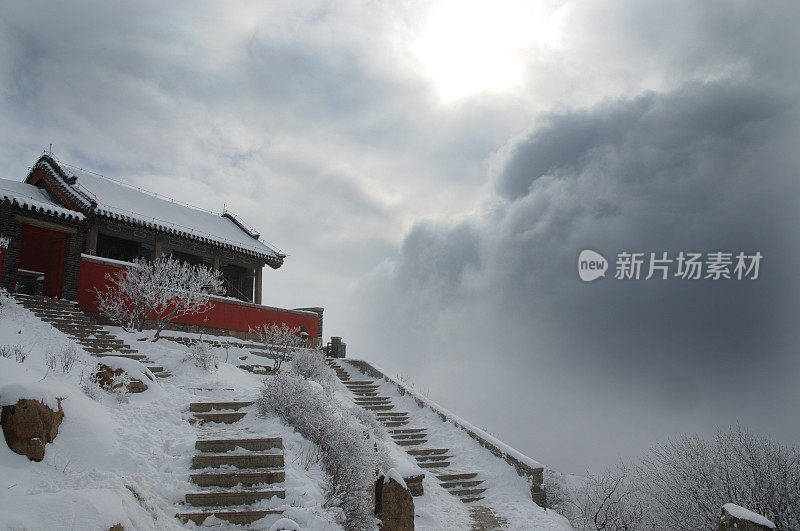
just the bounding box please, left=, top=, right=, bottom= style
left=0, top=294, right=570, bottom=530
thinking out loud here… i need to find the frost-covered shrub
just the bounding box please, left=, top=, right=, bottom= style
left=80, top=365, right=130, bottom=403
left=251, top=322, right=304, bottom=372
left=45, top=351, right=57, bottom=371
left=0, top=287, right=12, bottom=317
left=290, top=349, right=336, bottom=389
left=184, top=341, right=218, bottom=372
left=111, top=373, right=131, bottom=404
left=257, top=373, right=380, bottom=530
left=81, top=371, right=102, bottom=401
left=0, top=236, right=8, bottom=250
left=59, top=344, right=80, bottom=373
left=45, top=345, right=81, bottom=373
left=551, top=425, right=800, bottom=530
left=637, top=425, right=800, bottom=530
left=350, top=406, right=389, bottom=443
left=0, top=344, right=28, bottom=363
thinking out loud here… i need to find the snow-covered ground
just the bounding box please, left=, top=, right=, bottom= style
left=0, top=295, right=572, bottom=529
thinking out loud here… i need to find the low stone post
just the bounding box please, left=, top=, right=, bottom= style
left=375, top=471, right=415, bottom=530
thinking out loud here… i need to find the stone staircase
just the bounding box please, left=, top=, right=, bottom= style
left=162, top=335, right=277, bottom=376
left=329, top=360, right=488, bottom=504
left=14, top=294, right=170, bottom=379
left=178, top=400, right=287, bottom=526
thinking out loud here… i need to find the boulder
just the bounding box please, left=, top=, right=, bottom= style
left=376, top=474, right=415, bottom=530
left=94, top=364, right=151, bottom=393
left=719, top=503, right=776, bottom=531
left=1, top=397, right=64, bottom=461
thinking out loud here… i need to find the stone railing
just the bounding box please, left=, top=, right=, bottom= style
left=344, top=358, right=547, bottom=508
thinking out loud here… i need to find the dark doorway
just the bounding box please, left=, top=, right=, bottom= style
left=220, top=263, right=254, bottom=302
left=16, top=225, right=68, bottom=298
left=97, top=233, right=144, bottom=262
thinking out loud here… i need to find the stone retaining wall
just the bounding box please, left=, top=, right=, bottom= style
left=345, top=359, right=547, bottom=508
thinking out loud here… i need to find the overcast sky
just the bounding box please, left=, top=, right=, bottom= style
left=1, top=0, right=798, bottom=475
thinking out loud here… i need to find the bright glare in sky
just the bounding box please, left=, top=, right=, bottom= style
left=413, top=0, right=558, bottom=102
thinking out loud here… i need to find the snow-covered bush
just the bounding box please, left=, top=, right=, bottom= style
left=44, top=345, right=82, bottom=374
left=638, top=425, right=800, bottom=530
left=0, top=236, right=8, bottom=250
left=81, top=371, right=103, bottom=401
left=94, top=255, right=224, bottom=341
left=0, top=287, right=12, bottom=316
left=290, top=349, right=336, bottom=389
left=251, top=323, right=305, bottom=372
left=551, top=425, right=800, bottom=530
left=59, top=344, right=80, bottom=373
left=550, top=464, right=645, bottom=530
left=257, top=373, right=380, bottom=530
left=0, top=344, right=28, bottom=363
left=183, top=341, right=218, bottom=372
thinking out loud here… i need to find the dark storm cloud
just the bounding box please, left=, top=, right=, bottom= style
left=353, top=80, right=800, bottom=472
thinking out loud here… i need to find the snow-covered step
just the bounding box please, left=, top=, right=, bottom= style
left=354, top=398, right=391, bottom=405
left=178, top=509, right=283, bottom=526
left=247, top=350, right=281, bottom=360
left=190, top=469, right=285, bottom=488
left=440, top=478, right=483, bottom=489
left=415, top=454, right=454, bottom=463
left=185, top=489, right=285, bottom=507
left=90, top=352, right=147, bottom=360
left=193, top=411, right=248, bottom=424
left=363, top=404, right=394, bottom=411
left=381, top=419, right=409, bottom=427
left=375, top=411, right=408, bottom=418
left=351, top=390, right=379, bottom=397
left=189, top=401, right=254, bottom=413
left=192, top=452, right=284, bottom=469
left=195, top=437, right=282, bottom=452
left=418, top=460, right=451, bottom=469
left=390, top=428, right=427, bottom=434
left=394, top=438, right=427, bottom=447
left=84, top=346, right=140, bottom=354
left=75, top=336, right=128, bottom=344
left=239, top=364, right=273, bottom=375
left=407, top=447, right=450, bottom=456
left=436, top=472, right=479, bottom=482
left=392, top=432, right=427, bottom=441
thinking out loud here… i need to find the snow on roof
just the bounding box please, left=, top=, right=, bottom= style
left=31, top=156, right=284, bottom=264
left=0, top=178, right=85, bottom=221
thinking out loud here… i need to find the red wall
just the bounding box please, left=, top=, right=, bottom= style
left=77, top=257, right=319, bottom=337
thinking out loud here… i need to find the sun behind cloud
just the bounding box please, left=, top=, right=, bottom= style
left=412, top=0, right=562, bottom=102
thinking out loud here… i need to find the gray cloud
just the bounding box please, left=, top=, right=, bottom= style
left=352, top=79, right=800, bottom=473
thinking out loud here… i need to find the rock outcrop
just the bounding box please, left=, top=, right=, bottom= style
left=1, top=397, right=64, bottom=461
left=94, top=364, right=152, bottom=393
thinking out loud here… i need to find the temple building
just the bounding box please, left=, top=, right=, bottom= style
left=0, top=153, right=322, bottom=338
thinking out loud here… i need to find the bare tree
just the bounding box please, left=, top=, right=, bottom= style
left=95, top=255, right=223, bottom=341
left=550, top=465, right=646, bottom=531
left=550, top=425, right=799, bottom=530
left=637, top=425, right=800, bottom=530
left=250, top=323, right=304, bottom=372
